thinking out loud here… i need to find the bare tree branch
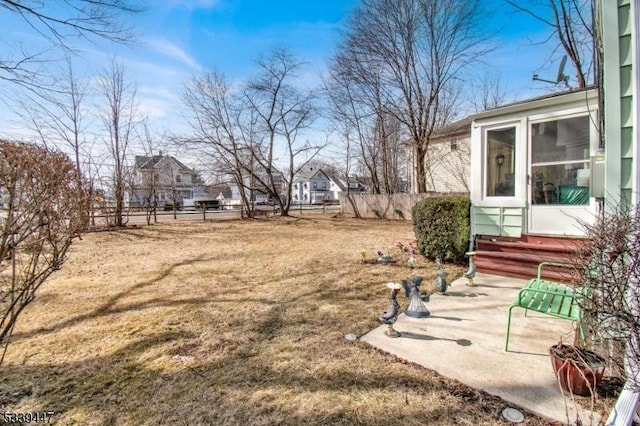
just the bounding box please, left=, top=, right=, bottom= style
left=332, top=0, right=490, bottom=192
left=0, top=0, right=142, bottom=88
left=97, top=59, right=139, bottom=227
left=182, top=48, right=322, bottom=217
left=506, top=0, right=594, bottom=88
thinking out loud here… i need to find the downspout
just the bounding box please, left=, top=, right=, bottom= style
left=601, top=0, right=623, bottom=210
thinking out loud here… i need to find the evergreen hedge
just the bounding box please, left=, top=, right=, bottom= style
left=412, top=196, right=470, bottom=263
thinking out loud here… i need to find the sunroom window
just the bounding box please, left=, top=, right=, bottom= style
left=531, top=115, right=590, bottom=205
left=485, top=127, right=516, bottom=197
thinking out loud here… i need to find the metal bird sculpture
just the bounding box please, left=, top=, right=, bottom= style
left=463, top=252, right=477, bottom=287
left=435, top=258, right=449, bottom=293
left=403, top=276, right=430, bottom=318
left=379, top=282, right=402, bottom=337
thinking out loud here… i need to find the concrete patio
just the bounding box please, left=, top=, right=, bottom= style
left=361, top=273, right=604, bottom=425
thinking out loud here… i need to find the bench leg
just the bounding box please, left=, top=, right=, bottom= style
left=505, top=306, right=516, bottom=352
left=577, top=319, right=587, bottom=344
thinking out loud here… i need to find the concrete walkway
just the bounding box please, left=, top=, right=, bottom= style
left=361, top=273, right=601, bottom=425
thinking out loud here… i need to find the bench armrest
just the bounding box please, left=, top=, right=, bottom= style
left=536, top=261, right=574, bottom=279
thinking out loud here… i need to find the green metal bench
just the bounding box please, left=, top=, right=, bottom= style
left=505, top=262, right=585, bottom=351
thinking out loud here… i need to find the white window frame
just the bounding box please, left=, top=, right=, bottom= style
left=474, top=120, right=525, bottom=207
left=528, top=110, right=597, bottom=206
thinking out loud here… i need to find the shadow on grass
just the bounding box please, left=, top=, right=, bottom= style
left=12, top=254, right=233, bottom=340
left=0, top=282, right=552, bottom=425
left=0, top=330, right=529, bottom=425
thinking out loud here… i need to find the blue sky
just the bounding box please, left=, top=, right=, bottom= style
left=0, top=0, right=567, bottom=155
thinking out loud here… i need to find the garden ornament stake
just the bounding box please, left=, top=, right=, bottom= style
left=463, top=251, right=477, bottom=287
left=377, top=251, right=394, bottom=264
left=435, top=258, right=449, bottom=293
left=402, top=276, right=430, bottom=318
left=379, top=282, right=402, bottom=337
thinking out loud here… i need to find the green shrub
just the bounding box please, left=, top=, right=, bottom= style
left=412, top=196, right=470, bottom=263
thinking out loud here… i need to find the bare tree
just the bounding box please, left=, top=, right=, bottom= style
left=326, top=123, right=363, bottom=217
left=182, top=70, right=258, bottom=217
left=377, top=113, right=406, bottom=193
left=11, top=56, right=103, bottom=230
left=0, top=140, right=89, bottom=364
left=244, top=48, right=321, bottom=215
left=506, top=0, right=594, bottom=88
left=135, top=121, right=164, bottom=225
left=97, top=59, right=139, bottom=227
left=470, top=73, right=509, bottom=113
left=337, top=0, right=490, bottom=193
left=324, top=55, right=385, bottom=195
left=162, top=161, right=179, bottom=220
left=183, top=48, right=322, bottom=217
left=0, top=0, right=141, bottom=90
left=14, top=56, right=89, bottom=188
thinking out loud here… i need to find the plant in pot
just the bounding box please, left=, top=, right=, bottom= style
left=549, top=339, right=606, bottom=398
left=561, top=204, right=640, bottom=399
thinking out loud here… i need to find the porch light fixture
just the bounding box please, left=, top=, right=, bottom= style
left=496, top=153, right=505, bottom=166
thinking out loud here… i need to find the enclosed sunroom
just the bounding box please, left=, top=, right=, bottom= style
left=469, top=88, right=600, bottom=278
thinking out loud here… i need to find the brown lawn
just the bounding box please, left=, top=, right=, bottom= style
left=0, top=215, right=549, bottom=425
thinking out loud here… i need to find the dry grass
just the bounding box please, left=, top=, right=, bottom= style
left=0, top=215, right=549, bottom=425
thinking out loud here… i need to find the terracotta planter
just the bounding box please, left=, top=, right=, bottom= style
left=550, top=344, right=606, bottom=397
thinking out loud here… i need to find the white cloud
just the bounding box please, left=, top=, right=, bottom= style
left=168, top=0, right=219, bottom=10
left=138, top=96, right=169, bottom=119
left=146, top=38, right=201, bottom=71
left=139, top=86, right=181, bottom=102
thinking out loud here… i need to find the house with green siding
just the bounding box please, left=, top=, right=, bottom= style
left=468, top=0, right=638, bottom=280
left=601, top=0, right=638, bottom=208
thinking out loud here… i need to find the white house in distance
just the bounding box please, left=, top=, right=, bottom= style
left=130, top=153, right=207, bottom=209
left=325, top=172, right=370, bottom=197
left=291, top=167, right=335, bottom=204
left=291, top=167, right=370, bottom=204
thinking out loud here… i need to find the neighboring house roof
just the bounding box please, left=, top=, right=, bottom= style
left=293, top=166, right=370, bottom=192
left=295, top=168, right=330, bottom=182
left=324, top=172, right=347, bottom=191
left=134, top=155, right=194, bottom=173
left=432, top=117, right=472, bottom=139
left=325, top=172, right=370, bottom=192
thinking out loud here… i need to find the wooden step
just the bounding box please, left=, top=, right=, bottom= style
left=475, top=258, right=576, bottom=282
left=475, top=255, right=577, bottom=283
left=477, top=239, right=579, bottom=254
left=474, top=249, right=575, bottom=265
left=477, top=234, right=584, bottom=245
left=520, top=234, right=585, bottom=245
left=473, top=234, right=582, bottom=282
